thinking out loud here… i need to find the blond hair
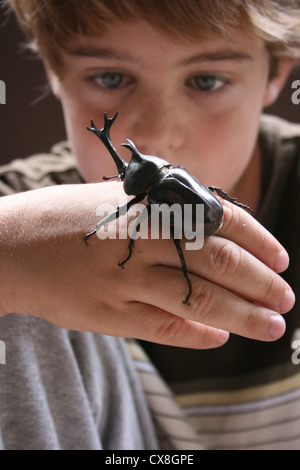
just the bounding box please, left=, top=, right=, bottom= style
left=5, top=0, right=300, bottom=73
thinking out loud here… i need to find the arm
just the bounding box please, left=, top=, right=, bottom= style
left=0, top=182, right=294, bottom=348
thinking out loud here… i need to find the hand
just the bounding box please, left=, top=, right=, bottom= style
left=0, top=182, right=295, bottom=349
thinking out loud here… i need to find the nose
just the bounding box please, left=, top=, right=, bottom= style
left=125, top=92, right=187, bottom=158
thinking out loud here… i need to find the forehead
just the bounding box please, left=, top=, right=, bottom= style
left=65, top=20, right=265, bottom=67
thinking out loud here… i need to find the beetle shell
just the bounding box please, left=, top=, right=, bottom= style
left=147, top=166, right=224, bottom=236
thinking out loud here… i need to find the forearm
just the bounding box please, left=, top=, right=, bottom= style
left=0, top=182, right=125, bottom=316
left=0, top=191, right=27, bottom=316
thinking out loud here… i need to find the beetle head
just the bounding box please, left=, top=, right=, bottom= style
left=122, top=140, right=171, bottom=195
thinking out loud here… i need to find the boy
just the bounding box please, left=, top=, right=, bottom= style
left=0, top=0, right=299, bottom=449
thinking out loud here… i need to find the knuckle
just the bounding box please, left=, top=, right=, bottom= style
left=156, top=316, right=189, bottom=344
left=211, top=241, right=241, bottom=277
left=244, top=304, right=261, bottom=335
left=191, top=283, right=216, bottom=321
left=262, top=274, right=278, bottom=305
left=259, top=232, right=280, bottom=263
left=250, top=227, right=268, bottom=254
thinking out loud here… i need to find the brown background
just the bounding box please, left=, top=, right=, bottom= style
left=0, top=8, right=299, bottom=166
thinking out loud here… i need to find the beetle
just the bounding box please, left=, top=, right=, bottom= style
left=84, top=112, right=252, bottom=305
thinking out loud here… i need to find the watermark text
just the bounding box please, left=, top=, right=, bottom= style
left=0, top=340, right=6, bottom=365
left=95, top=198, right=205, bottom=250
left=0, top=80, right=6, bottom=105
left=291, top=80, right=300, bottom=105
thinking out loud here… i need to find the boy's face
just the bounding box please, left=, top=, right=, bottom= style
left=47, top=20, right=291, bottom=195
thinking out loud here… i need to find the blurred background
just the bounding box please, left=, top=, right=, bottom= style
left=0, top=6, right=299, bottom=166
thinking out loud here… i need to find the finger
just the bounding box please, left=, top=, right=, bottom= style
left=141, top=234, right=294, bottom=314
left=181, top=236, right=295, bottom=314
left=119, top=302, right=230, bottom=349
left=216, top=200, right=290, bottom=273
left=133, top=265, right=287, bottom=342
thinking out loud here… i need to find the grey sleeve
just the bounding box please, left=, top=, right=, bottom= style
left=0, top=314, right=158, bottom=450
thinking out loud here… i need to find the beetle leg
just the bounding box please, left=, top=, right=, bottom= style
left=83, top=193, right=147, bottom=244
left=83, top=210, right=121, bottom=244
left=102, top=175, right=120, bottom=180
left=208, top=186, right=254, bottom=215
left=171, top=228, right=192, bottom=305
left=118, top=204, right=151, bottom=268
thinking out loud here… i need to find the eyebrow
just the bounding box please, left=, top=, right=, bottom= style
left=69, top=46, right=135, bottom=62
left=69, top=45, right=253, bottom=66
left=180, top=50, right=254, bottom=66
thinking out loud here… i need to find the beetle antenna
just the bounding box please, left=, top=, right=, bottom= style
left=87, top=112, right=128, bottom=179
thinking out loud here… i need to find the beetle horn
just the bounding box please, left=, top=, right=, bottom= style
left=87, top=112, right=128, bottom=178
left=121, top=139, right=141, bottom=158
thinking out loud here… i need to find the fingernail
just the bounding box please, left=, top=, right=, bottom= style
left=268, top=314, right=286, bottom=339
left=218, top=329, right=230, bottom=345
left=273, top=250, right=289, bottom=273
left=280, top=289, right=296, bottom=314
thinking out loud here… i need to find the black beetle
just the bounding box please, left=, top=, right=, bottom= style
left=84, top=112, right=252, bottom=305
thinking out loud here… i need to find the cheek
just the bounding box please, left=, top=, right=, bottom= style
left=186, top=65, right=268, bottom=188
left=185, top=105, right=261, bottom=189
left=71, top=131, right=122, bottom=183
left=58, top=94, right=120, bottom=182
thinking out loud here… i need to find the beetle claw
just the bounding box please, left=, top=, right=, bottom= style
left=83, top=229, right=97, bottom=244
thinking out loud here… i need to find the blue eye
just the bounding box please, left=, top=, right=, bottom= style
left=94, top=72, right=124, bottom=89
left=191, top=75, right=226, bottom=91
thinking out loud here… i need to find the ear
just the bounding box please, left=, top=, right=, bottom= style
left=43, top=61, right=61, bottom=100
left=263, top=59, right=296, bottom=107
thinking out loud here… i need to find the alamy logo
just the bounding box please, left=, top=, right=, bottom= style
left=96, top=197, right=205, bottom=250
left=291, top=329, right=300, bottom=365
left=291, top=80, right=300, bottom=105
left=0, top=80, right=6, bottom=104
left=0, top=340, right=6, bottom=365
